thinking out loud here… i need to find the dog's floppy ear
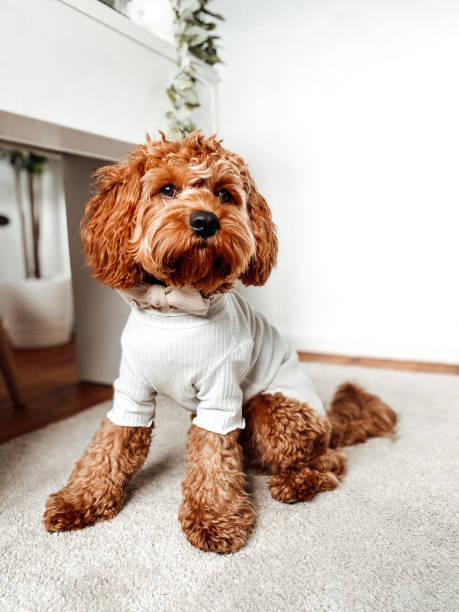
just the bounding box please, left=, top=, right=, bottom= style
left=240, top=181, right=278, bottom=286
left=80, top=146, right=147, bottom=288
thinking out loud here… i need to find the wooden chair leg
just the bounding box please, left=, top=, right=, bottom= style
left=0, top=319, right=25, bottom=409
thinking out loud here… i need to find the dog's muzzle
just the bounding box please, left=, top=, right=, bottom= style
left=189, top=210, right=220, bottom=239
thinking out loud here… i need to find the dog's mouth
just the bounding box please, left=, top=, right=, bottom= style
left=188, top=228, right=217, bottom=246
left=153, top=243, right=236, bottom=294
left=142, top=272, right=166, bottom=286
left=138, top=215, right=254, bottom=294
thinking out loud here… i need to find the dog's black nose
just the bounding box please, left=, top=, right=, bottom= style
left=189, top=211, right=220, bottom=238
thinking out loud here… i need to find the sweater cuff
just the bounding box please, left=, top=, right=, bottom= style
left=107, top=395, right=155, bottom=427
left=107, top=409, right=154, bottom=427
left=192, top=412, right=245, bottom=435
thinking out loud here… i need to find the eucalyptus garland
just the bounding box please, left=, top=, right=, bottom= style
left=166, top=0, right=223, bottom=136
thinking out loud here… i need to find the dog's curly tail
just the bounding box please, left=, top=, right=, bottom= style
left=327, top=383, right=397, bottom=448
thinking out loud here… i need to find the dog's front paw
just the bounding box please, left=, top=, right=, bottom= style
left=179, top=494, right=255, bottom=553
left=43, top=485, right=126, bottom=532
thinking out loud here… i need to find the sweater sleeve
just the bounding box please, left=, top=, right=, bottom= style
left=107, top=350, right=156, bottom=428
left=193, top=344, right=247, bottom=435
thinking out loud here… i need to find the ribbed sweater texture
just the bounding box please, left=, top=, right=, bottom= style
left=107, top=291, right=324, bottom=434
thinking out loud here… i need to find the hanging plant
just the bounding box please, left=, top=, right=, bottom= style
left=166, top=0, right=223, bottom=136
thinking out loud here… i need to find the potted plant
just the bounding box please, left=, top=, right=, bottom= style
left=0, top=150, right=73, bottom=348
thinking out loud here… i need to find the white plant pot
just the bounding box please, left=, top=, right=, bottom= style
left=0, top=276, right=74, bottom=348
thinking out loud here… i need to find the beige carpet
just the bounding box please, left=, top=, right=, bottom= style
left=0, top=363, right=458, bottom=612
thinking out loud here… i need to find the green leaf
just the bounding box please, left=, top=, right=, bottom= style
left=166, top=0, right=224, bottom=131
left=202, top=7, right=224, bottom=21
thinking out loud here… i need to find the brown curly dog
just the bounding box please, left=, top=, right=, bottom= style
left=43, top=132, right=397, bottom=553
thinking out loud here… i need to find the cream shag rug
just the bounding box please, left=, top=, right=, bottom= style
left=0, top=363, right=458, bottom=612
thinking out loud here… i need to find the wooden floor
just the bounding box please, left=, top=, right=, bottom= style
left=0, top=341, right=457, bottom=445
left=0, top=341, right=112, bottom=444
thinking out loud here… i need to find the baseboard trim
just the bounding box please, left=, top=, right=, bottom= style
left=297, top=351, right=459, bottom=375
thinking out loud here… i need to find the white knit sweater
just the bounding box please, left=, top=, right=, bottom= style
left=107, top=291, right=324, bottom=435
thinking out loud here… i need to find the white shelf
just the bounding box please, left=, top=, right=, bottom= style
left=59, top=0, right=219, bottom=84
left=0, top=110, right=133, bottom=161
left=0, top=0, right=218, bottom=153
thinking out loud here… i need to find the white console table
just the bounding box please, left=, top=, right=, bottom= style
left=0, top=0, right=218, bottom=383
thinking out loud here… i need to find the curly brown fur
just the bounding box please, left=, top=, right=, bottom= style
left=308, top=447, right=347, bottom=479
left=269, top=448, right=347, bottom=503
left=52, top=132, right=399, bottom=552
left=242, top=392, right=331, bottom=473
left=241, top=392, right=347, bottom=503
left=80, top=131, right=277, bottom=295
left=179, top=425, right=255, bottom=553
left=43, top=418, right=152, bottom=531
left=327, top=382, right=397, bottom=448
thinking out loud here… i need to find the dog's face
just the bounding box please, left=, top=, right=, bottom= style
left=81, top=132, right=277, bottom=295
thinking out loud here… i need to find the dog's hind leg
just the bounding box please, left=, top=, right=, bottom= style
left=43, top=418, right=152, bottom=531
left=327, top=383, right=397, bottom=448
left=241, top=393, right=347, bottom=503
left=268, top=451, right=346, bottom=503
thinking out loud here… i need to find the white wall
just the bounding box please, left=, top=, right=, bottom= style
left=0, top=0, right=217, bottom=143
left=216, top=0, right=459, bottom=364
left=0, top=156, right=70, bottom=281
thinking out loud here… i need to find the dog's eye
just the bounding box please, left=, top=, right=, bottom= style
left=160, top=184, right=177, bottom=198
left=217, top=189, right=232, bottom=204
